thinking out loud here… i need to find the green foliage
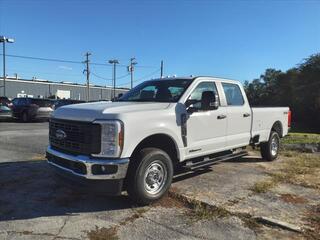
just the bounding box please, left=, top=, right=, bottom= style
left=282, top=133, right=320, bottom=144
left=244, top=53, right=320, bottom=132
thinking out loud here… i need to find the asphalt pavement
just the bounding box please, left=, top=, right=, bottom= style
left=0, top=120, right=308, bottom=240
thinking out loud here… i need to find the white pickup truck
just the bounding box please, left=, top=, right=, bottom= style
left=47, top=76, right=291, bottom=204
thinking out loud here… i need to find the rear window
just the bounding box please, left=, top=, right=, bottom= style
left=31, top=99, right=52, bottom=107
left=222, top=83, right=244, bottom=106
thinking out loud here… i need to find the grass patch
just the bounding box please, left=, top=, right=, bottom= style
left=282, top=133, right=320, bottom=144
left=250, top=152, right=320, bottom=193
left=250, top=180, right=276, bottom=193
left=87, top=226, right=118, bottom=240
left=190, top=203, right=230, bottom=221
left=168, top=191, right=230, bottom=221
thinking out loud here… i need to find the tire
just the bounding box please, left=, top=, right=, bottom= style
left=260, top=131, right=280, bottom=161
left=127, top=147, right=173, bottom=205
left=21, top=111, right=29, bottom=122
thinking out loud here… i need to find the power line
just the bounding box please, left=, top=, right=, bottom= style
left=118, top=68, right=160, bottom=86
left=0, top=54, right=157, bottom=68
left=3, top=54, right=83, bottom=64
left=91, top=72, right=130, bottom=81
left=7, top=68, right=83, bottom=77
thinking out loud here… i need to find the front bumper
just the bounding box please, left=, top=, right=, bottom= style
left=46, top=146, right=129, bottom=180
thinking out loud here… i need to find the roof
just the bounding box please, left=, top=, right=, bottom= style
left=151, top=76, right=239, bottom=83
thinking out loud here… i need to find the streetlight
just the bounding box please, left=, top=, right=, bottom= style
left=128, top=57, right=137, bottom=89
left=108, top=59, right=119, bottom=100
left=0, top=36, right=15, bottom=97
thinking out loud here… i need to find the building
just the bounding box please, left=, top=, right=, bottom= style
left=0, top=76, right=129, bottom=100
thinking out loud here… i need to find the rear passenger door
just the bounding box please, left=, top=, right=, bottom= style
left=221, top=82, right=251, bottom=148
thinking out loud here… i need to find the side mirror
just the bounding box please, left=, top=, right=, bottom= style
left=118, top=93, right=123, bottom=98
left=201, top=91, right=219, bottom=111
left=185, top=99, right=198, bottom=108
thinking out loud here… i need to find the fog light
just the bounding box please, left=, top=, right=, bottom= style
left=92, top=164, right=118, bottom=175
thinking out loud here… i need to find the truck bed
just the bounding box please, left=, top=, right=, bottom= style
left=251, top=107, right=290, bottom=142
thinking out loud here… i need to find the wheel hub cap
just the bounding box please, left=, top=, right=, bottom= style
left=144, top=162, right=166, bottom=195
left=271, top=137, right=278, bottom=156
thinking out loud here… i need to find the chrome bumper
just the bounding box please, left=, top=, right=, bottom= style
left=46, top=146, right=129, bottom=180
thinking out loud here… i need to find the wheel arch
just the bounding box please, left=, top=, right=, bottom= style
left=271, top=121, right=283, bottom=137
left=130, top=133, right=180, bottom=166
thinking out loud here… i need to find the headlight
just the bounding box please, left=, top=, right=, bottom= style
left=93, top=120, right=124, bottom=158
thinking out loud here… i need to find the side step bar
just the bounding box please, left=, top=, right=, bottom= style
left=184, top=151, right=248, bottom=170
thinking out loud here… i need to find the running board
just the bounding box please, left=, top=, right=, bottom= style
left=183, top=151, right=248, bottom=170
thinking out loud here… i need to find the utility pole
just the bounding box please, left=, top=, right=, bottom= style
left=160, top=60, right=164, bottom=78
left=84, top=52, right=91, bottom=102
left=128, top=57, right=137, bottom=89
left=108, top=59, right=119, bottom=100
left=0, top=36, right=15, bottom=97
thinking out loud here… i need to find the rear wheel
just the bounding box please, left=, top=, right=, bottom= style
left=127, top=148, right=173, bottom=205
left=260, top=131, right=280, bottom=161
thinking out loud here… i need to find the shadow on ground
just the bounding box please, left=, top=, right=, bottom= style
left=0, top=160, right=133, bottom=222
left=0, top=155, right=269, bottom=222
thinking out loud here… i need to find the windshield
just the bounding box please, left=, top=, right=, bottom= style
left=118, top=79, right=193, bottom=102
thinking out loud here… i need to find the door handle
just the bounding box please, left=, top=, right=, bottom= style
left=217, top=114, right=227, bottom=120
left=243, top=113, right=251, bottom=117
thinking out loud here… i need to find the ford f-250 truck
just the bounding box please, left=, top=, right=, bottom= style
left=47, top=76, right=291, bottom=204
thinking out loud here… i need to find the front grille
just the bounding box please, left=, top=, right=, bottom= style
left=49, top=118, right=101, bottom=155
left=47, top=153, right=87, bottom=175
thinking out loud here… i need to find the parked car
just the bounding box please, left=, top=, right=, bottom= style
left=0, top=96, right=12, bottom=108
left=0, top=103, right=12, bottom=119
left=12, top=98, right=54, bottom=122
left=52, top=99, right=85, bottom=110
left=47, top=76, right=290, bottom=204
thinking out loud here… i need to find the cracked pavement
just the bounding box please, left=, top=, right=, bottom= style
left=0, top=121, right=310, bottom=239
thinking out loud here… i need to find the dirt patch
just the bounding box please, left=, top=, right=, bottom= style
left=87, top=208, right=148, bottom=240
left=280, top=194, right=308, bottom=204
left=304, top=204, right=320, bottom=240
left=151, top=194, right=187, bottom=209
left=119, top=208, right=148, bottom=226
left=87, top=226, right=119, bottom=240
left=31, top=154, right=46, bottom=161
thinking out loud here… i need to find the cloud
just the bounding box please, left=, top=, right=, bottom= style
left=58, top=65, right=73, bottom=71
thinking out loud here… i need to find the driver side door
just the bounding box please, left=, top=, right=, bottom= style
left=185, top=81, right=227, bottom=159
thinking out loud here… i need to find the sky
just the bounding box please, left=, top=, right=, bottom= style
left=0, top=0, right=319, bottom=88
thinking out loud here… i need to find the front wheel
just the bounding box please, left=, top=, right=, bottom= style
left=260, top=131, right=280, bottom=161
left=126, top=148, right=173, bottom=205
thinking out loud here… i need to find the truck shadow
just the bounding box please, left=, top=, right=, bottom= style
left=225, top=155, right=266, bottom=163
left=0, top=155, right=266, bottom=221
left=0, top=160, right=133, bottom=222
left=172, top=155, right=266, bottom=183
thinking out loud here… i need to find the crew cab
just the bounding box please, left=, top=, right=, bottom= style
left=47, top=76, right=291, bottom=204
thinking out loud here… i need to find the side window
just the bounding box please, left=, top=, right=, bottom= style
left=187, top=82, right=218, bottom=110
left=12, top=98, right=19, bottom=105
left=19, top=98, right=27, bottom=105
left=222, top=83, right=244, bottom=106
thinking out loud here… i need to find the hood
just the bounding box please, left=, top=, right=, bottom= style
left=52, top=101, right=171, bottom=122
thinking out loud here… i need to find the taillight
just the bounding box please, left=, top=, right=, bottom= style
left=288, top=110, right=292, bottom=128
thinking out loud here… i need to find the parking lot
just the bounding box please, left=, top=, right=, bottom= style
left=0, top=121, right=319, bottom=240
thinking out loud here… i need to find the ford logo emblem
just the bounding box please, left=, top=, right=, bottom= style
left=55, top=129, right=67, bottom=140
